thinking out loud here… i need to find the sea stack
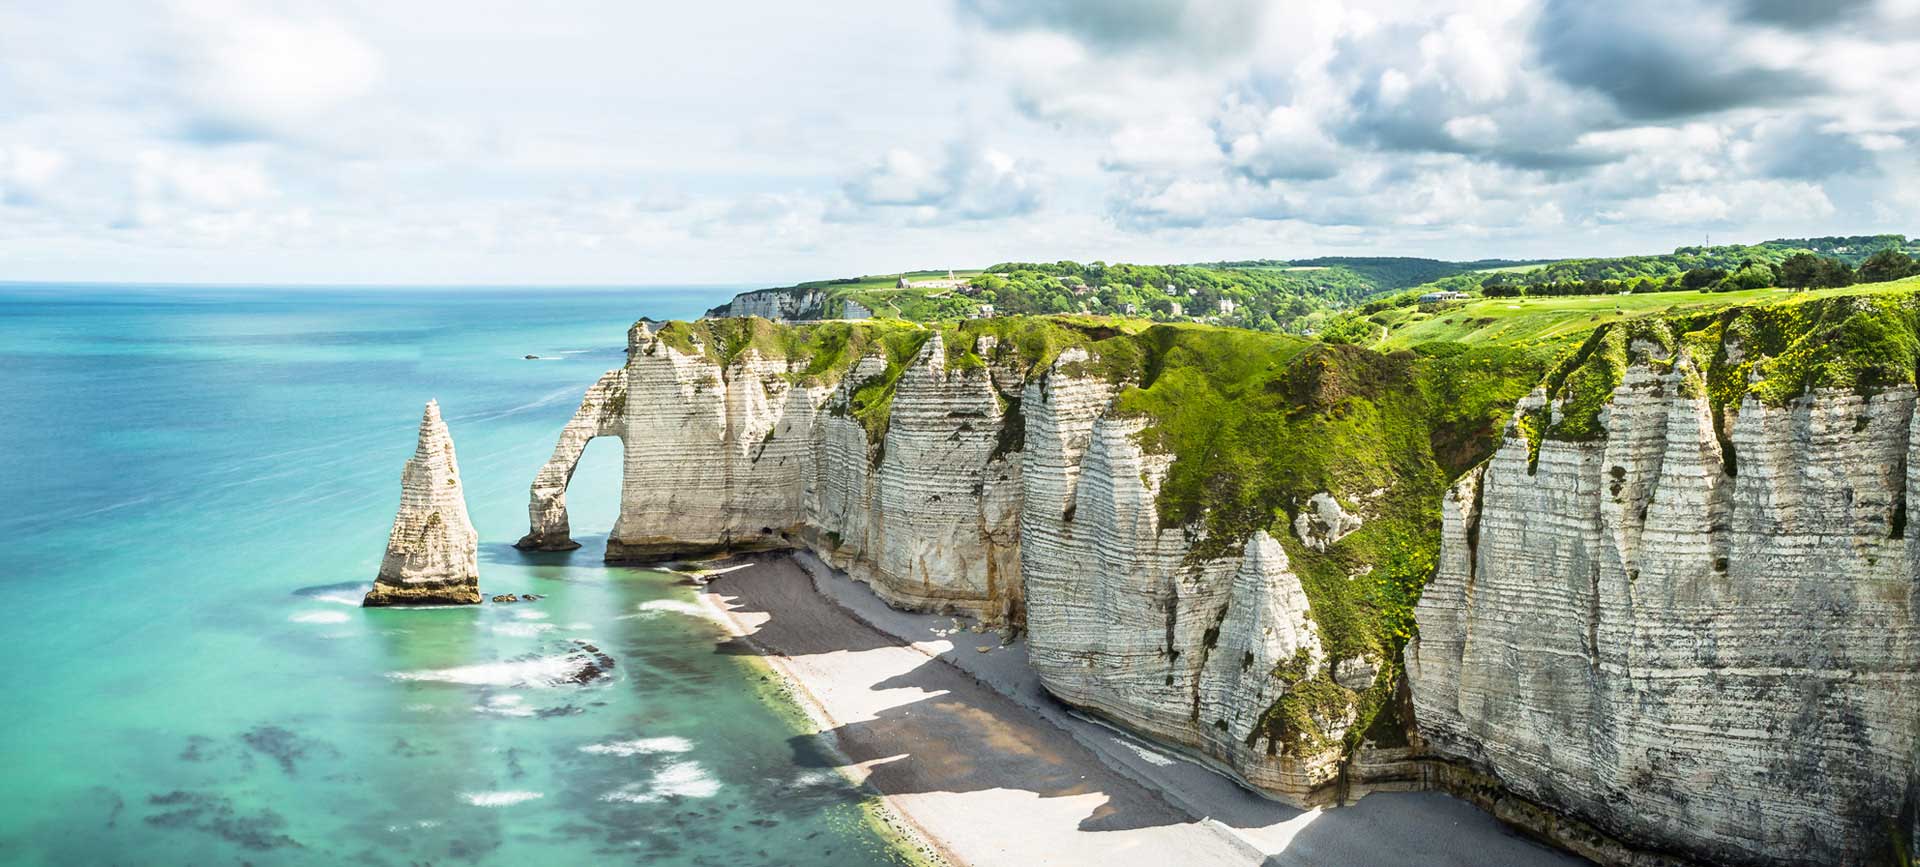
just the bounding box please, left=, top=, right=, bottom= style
left=364, top=400, right=482, bottom=606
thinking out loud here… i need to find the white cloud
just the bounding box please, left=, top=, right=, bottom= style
left=843, top=140, right=1044, bottom=222
left=165, top=1, right=382, bottom=141
left=1222, top=105, right=1342, bottom=182
left=1596, top=180, right=1835, bottom=225
left=1103, top=115, right=1220, bottom=173
left=134, top=149, right=276, bottom=210
left=0, top=145, right=69, bottom=201
left=0, top=0, right=1917, bottom=282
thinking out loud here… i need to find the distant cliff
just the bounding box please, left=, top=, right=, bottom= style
left=709, top=287, right=828, bottom=321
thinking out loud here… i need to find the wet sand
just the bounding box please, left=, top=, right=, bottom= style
left=700, top=553, right=1589, bottom=867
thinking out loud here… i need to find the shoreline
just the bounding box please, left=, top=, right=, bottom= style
left=692, top=551, right=1590, bottom=867
left=694, top=565, right=958, bottom=867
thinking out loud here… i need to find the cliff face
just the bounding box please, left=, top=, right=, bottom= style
left=713, top=287, right=827, bottom=321
left=1409, top=301, right=1920, bottom=866
left=366, top=400, right=481, bottom=606
left=1020, top=378, right=1341, bottom=799
left=524, top=298, right=1920, bottom=859
left=520, top=317, right=1450, bottom=805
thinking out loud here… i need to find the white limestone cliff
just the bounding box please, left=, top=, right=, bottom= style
left=523, top=324, right=1353, bottom=804
left=1408, top=354, right=1920, bottom=866
left=522, top=309, right=1920, bottom=862
left=517, top=368, right=627, bottom=551
left=714, top=287, right=827, bottom=321
left=1020, top=391, right=1344, bottom=803
left=365, top=400, right=481, bottom=606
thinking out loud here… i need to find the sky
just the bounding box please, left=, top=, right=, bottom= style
left=2, top=0, right=1918, bottom=285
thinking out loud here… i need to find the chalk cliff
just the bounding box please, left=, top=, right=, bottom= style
left=521, top=318, right=1434, bottom=805
left=709, top=287, right=827, bottom=321
left=365, top=400, right=481, bottom=606
left=524, top=296, right=1920, bottom=863
left=1409, top=300, right=1920, bottom=866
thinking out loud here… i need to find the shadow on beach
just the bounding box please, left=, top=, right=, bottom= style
left=702, top=554, right=1592, bottom=866
left=708, top=555, right=1191, bottom=834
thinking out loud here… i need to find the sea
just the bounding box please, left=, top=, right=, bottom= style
left=0, top=284, right=918, bottom=866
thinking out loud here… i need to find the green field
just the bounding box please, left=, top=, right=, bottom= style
left=1365, top=278, right=1920, bottom=350
left=1470, top=263, right=1551, bottom=274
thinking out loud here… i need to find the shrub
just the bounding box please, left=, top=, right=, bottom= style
left=1858, top=248, right=1920, bottom=284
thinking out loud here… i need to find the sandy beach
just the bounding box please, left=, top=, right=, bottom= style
left=698, top=553, right=1589, bottom=867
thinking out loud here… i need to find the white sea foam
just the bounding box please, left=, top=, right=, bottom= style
left=289, top=610, right=351, bottom=624
left=619, top=599, right=707, bottom=620
left=513, top=610, right=549, bottom=621
left=462, top=790, right=543, bottom=807
left=458, top=386, right=579, bottom=424
left=579, top=736, right=694, bottom=757
left=475, top=694, right=535, bottom=717
left=565, top=622, right=594, bottom=630
left=388, top=654, right=582, bottom=688
left=310, top=591, right=366, bottom=606
left=489, top=621, right=554, bottom=638
left=599, top=761, right=720, bottom=803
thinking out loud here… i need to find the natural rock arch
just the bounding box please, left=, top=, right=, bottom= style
left=514, top=368, right=627, bottom=551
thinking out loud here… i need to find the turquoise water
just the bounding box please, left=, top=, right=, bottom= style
left=0, top=285, right=914, bottom=865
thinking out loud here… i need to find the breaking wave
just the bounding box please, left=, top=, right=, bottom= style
left=579, top=736, right=694, bottom=757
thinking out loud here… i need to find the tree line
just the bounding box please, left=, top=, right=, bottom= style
left=1478, top=249, right=1920, bottom=298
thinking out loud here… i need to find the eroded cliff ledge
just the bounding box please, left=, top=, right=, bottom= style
left=1411, top=293, right=1920, bottom=866
left=365, top=400, right=481, bottom=606
left=520, top=315, right=1534, bottom=807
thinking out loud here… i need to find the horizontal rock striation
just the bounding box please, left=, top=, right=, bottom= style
left=1409, top=312, right=1920, bottom=866
left=528, top=295, right=1920, bottom=854
left=517, top=368, right=627, bottom=551
left=523, top=318, right=1400, bottom=805
left=709, top=287, right=826, bottom=321
left=1020, top=389, right=1344, bottom=801
left=365, top=400, right=481, bottom=606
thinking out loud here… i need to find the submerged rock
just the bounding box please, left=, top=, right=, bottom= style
left=491, top=594, right=518, bottom=603
left=363, top=401, right=481, bottom=606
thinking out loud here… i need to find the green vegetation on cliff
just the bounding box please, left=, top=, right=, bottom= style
left=1345, top=280, right=1918, bottom=352
left=1095, top=324, right=1545, bottom=751
left=669, top=270, right=1920, bottom=761
left=1520, top=286, right=1920, bottom=460
left=709, top=256, right=1537, bottom=335
left=651, top=312, right=1553, bottom=754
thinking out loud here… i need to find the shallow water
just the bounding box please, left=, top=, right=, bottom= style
left=0, top=285, right=914, bottom=865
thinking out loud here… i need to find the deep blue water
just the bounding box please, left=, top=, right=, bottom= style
left=0, top=285, right=915, bottom=865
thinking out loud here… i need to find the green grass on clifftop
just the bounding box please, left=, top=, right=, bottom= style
left=651, top=313, right=1553, bottom=755
left=1361, top=281, right=1916, bottom=352
left=1516, top=284, right=1920, bottom=465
